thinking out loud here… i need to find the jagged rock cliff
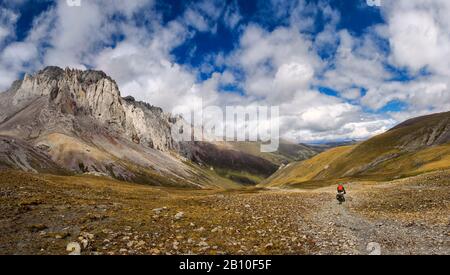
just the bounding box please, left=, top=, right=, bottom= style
left=0, top=66, right=178, bottom=152
left=0, top=66, right=209, bottom=187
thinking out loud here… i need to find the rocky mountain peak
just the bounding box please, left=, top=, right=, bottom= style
left=36, top=66, right=65, bottom=80
left=35, top=66, right=111, bottom=85
left=12, top=66, right=121, bottom=109
left=1, top=66, right=180, bottom=153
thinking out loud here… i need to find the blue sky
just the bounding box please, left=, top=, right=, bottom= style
left=1, top=0, right=450, bottom=142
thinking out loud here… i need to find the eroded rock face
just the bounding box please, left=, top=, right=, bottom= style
left=13, top=66, right=125, bottom=127
left=122, top=99, right=179, bottom=151
left=3, top=66, right=178, bottom=152
left=0, top=136, right=64, bottom=173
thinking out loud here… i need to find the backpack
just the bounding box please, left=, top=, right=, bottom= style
left=337, top=185, right=344, bottom=192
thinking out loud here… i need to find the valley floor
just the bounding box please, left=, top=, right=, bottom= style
left=0, top=170, right=449, bottom=255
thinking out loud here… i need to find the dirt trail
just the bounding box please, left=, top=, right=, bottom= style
left=313, top=194, right=377, bottom=254
left=300, top=180, right=450, bottom=255
left=286, top=184, right=375, bottom=255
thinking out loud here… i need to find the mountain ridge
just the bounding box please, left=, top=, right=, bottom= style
left=0, top=66, right=320, bottom=188
left=263, top=111, right=450, bottom=187
left=0, top=66, right=222, bottom=187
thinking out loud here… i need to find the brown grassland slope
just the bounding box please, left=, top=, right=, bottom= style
left=1, top=169, right=448, bottom=255
left=263, top=111, right=450, bottom=187
left=262, top=145, right=355, bottom=187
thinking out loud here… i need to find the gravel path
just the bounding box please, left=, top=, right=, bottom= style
left=300, top=181, right=450, bottom=255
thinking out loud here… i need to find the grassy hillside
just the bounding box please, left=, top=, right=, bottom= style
left=317, top=111, right=450, bottom=180
left=261, top=145, right=355, bottom=187
left=179, top=140, right=320, bottom=186
left=263, top=111, right=450, bottom=187
left=225, top=140, right=319, bottom=165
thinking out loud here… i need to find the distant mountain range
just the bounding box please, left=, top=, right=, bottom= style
left=0, top=66, right=320, bottom=188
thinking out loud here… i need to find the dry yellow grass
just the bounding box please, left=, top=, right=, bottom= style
left=392, top=143, right=450, bottom=175
left=264, top=144, right=450, bottom=187
left=0, top=170, right=319, bottom=255
left=262, top=145, right=355, bottom=186
left=1, top=169, right=448, bottom=255
left=42, top=133, right=110, bottom=162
